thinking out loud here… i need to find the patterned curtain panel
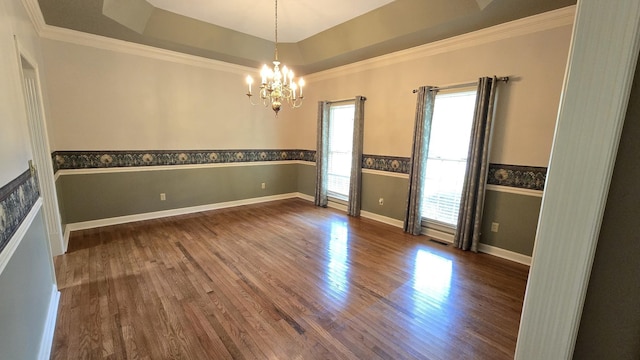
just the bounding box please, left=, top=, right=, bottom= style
left=454, top=77, right=499, bottom=251
left=404, top=86, right=436, bottom=235
left=315, top=101, right=330, bottom=207
left=347, top=96, right=367, bottom=217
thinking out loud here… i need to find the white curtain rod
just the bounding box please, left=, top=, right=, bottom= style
left=411, top=76, right=509, bottom=93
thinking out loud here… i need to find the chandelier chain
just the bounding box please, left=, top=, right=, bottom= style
left=274, top=0, right=278, bottom=60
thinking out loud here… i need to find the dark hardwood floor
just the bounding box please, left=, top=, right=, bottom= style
left=51, top=198, right=529, bottom=359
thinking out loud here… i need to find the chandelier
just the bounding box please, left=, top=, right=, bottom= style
left=245, top=0, right=304, bottom=116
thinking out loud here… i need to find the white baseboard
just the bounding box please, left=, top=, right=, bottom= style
left=294, top=195, right=405, bottom=229
left=421, top=227, right=455, bottom=243
left=38, top=285, right=60, bottom=360
left=327, top=201, right=348, bottom=212
left=63, top=193, right=532, bottom=266
left=360, top=210, right=404, bottom=228
left=296, top=193, right=314, bottom=202
left=66, top=193, right=300, bottom=232
left=478, top=243, right=532, bottom=266
left=62, top=225, right=70, bottom=254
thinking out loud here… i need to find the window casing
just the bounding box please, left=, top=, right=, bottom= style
left=327, top=103, right=355, bottom=201
left=421, top=89, right=477, bottom=231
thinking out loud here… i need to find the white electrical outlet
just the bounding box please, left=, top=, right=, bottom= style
left=160, top=193, right=166, bottom=201
left=379, top=198, right=384, bottom=205
left=261, top=182, right=266, bottom=189
left=491, top=222, right=499, bottom=232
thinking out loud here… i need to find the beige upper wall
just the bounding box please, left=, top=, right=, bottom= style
left=42, top=7, right=572, bottom=168
left=0, top=0, right=42, bottom=185
left=287, top=18, right=572, bottom=166
left=42, top=39, right=301, bottom=151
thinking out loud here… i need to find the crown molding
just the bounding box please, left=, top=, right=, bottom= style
left=21, top=0, right=253, bottom=75
left=20, top=0, right=46, bottom=34
left=306, top=5, right=576, bottom=82
left=40, top=26, right=254, bottom=75
left=21, top=0, right=575, bottom=79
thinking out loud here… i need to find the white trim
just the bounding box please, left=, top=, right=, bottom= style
left=307, top=5, right=575, bottom=82
left=61, top=192, right=534, bottom=268
left=478, top=243, right=532, bottom=266
left=15, top=37, right=65, bottom=257
left=38, top=285, right=60, bottom=360
left=326, top=201, right=348, bottom=212
left=0, top=198, right=43, bottom=275
left=62, top=225, right=70, bottom=254
left=21, top=0, right=254, bottom=76
left=360, top=211, right=403, bottom=228
left=362, top=168, right=410, bottom=179
left=515, top=1, right=640, bottom=359
left=66, top=193, right=300, bottom=231
left=296, top=193, right=314, bottom=202
left=486, top=184, right=543, bottom=198
left=298, top=161, right=315, bottom=167
left=276, top=194, right=409, bottom=229
left=421, top=225, right=533, bottom=265
left=54, top=160, right=307, bottom=177
left=421, top=227, right=455, bottom=243
left=20, top=0, right=46, bottom=34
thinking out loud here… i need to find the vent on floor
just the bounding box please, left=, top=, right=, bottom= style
left=429, top=238, right=449, bottom=246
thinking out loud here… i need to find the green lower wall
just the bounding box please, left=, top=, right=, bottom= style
left=0, top=210, right=56, bottom=360
left=297, top=163, right=316, bottom=197
left=56, top=163, right=541, bottom=257
left=361, top=172, right=408, bottom=221
left=359, top=171, right=541, bottom=256
left=57, top=164, right=299, bottom=223
left=480, top=190, right=542, bottom=256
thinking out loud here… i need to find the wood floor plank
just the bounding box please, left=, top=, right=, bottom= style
left=52, top=198, right=529, bottom=359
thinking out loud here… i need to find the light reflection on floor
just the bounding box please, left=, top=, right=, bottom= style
left=326, top=220, right=350, bottom=305
left=412, top=249, right=453, bottom=316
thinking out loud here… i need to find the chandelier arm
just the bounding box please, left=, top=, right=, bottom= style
left=243, top=0, right=305, bottom=116
left=246, top=93, right=258, bottom=106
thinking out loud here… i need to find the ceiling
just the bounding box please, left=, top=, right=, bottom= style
left=36, top=0, right=576, bottom=74
left=145, top=0, right=396, bottom=43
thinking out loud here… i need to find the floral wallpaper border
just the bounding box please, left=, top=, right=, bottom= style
left=52, top=149, right=317, bottom=173
left=362, top=154, right=412, bottom=174
left=487, top=163, right=546, bottom=191
left=51, top=150, right=546, bottom=191
left=0, top=169, right=40, bottom=255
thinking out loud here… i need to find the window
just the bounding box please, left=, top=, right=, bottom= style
left=421, top=89, right=477, bottom=229
left=327, top=103, right=355, bottom=200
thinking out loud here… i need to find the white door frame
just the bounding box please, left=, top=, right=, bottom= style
left=515, top=1, right=640, bottom=358
left=15, top=37, right=65, bottom=257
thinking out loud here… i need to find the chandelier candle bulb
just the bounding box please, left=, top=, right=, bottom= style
left=261, top=65, right=268, bottom=84
left=246, top=75, right=253, bottom=95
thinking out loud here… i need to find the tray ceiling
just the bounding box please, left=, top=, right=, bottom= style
left=36, top=0, right=576, bottom=74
